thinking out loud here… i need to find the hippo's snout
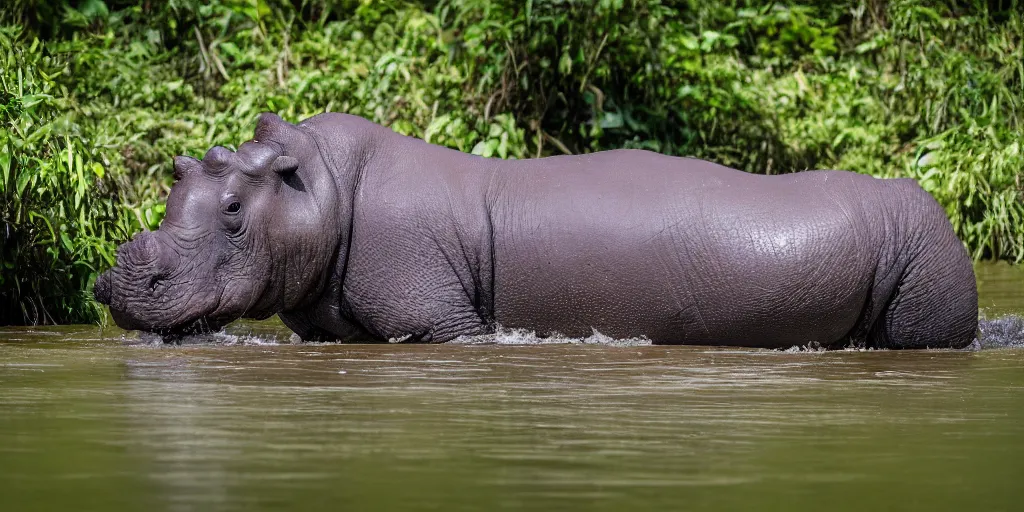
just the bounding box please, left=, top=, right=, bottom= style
left=94, top=231, right=167, bottom=315
left=92, top=230, right=225, bottom=334
left=94, top=271, right=112, bottom=305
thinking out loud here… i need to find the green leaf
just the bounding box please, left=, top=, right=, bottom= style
left=0, top=150, right=9, bottom=192
left=16, top=168, right=32, bottom=198
left=78, top=0, right=109, bottom=19
left=681, top=35, right=699, bottom=51
left=424, top=114, right=450, bottom=144
left=484, top=139, right=499, bottom=158
left=599, top=111, right=624, bottom=129
left=558, top=51, right=572, bottom=75
left=19, top=94, right=52, bottom=110
left=219, top=42, right=240, bottom=59
left=75, top=152, right=85, bottom=210
left=498, top=135, right=508, bottom=159
left=60, top=232, right=74, bottom=253
left=700, top=31, right=720, bottom=52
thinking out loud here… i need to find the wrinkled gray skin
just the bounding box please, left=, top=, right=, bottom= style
left=94, top=112, right=978, bottom=349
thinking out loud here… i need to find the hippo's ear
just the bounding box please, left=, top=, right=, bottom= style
left=255, top=112, right=295, bottom=142
left=271, top=156, right=299, bottom=176
left=173, top=155, right=201, bottom=181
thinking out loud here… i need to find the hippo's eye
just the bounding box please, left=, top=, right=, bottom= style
left=226, top=201, right=241, bottom=214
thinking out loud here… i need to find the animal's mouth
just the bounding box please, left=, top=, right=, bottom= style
left=155, top=316, right=228, bottom=341
left=96, top=266, right=226, bottom=337
left=106, top=301, right=226, bottom=337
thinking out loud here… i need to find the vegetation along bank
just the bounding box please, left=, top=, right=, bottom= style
left=1, top=0, right=1021, bottom=324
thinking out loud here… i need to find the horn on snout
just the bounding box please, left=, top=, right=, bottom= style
left=172, top=155, right=201, bottom=181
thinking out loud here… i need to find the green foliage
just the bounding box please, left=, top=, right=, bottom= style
left=0, top=0, right=1022, bottom=324
left=0, top=27, right=127, bottom=324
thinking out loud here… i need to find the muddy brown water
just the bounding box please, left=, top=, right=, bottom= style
left=2, top=263, right=1023, bottom=511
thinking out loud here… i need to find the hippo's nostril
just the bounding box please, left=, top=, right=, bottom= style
left=148, top=274, right=164, bottom=292
left=94, top=272, right=112, bottom=305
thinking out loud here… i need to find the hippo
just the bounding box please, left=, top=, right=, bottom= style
left=93, top=112, right=978, bottom=349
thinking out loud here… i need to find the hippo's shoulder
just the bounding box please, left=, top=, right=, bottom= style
left=298, top=112, right=379, bottom=132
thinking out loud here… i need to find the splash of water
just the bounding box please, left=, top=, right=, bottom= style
left=124, top=331, right=286, bottom=346
left=450, top=327, right=653, bottom=347
left=116, top=315, right=1024, bottom=350
left=977, top=315, right=1024, bottom=349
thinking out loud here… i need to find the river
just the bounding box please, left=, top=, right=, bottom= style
left=1, top=263, right=1022, bottom=511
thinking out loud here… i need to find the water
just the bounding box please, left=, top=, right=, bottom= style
left=1, top=263, right=1023, bottom=511
left=977, top=261, right=1024, bottom=317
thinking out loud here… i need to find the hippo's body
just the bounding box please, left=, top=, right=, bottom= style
left=95, top=113, right=978, bottom=349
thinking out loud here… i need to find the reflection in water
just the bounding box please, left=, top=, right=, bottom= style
left=0, top=263, right=1021, bottom=511
left=122, top=361, right=238, bottom=510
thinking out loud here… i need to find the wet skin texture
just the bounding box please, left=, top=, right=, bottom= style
left=94, top=112, right=978, bottom=349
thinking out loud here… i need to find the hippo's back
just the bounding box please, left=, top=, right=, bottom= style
left=488, top=150, right=902, bottom=347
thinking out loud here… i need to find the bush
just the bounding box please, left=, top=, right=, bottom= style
left=0, top=0, right=1021, bottom=324
left=0, top=27, right=127, bottom=324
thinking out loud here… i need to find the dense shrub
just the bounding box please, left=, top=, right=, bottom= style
left=0, top=27, right=126, bottom=324
left=0, top=0, right=1021, bottom=324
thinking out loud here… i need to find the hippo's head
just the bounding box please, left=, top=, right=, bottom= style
left=94, top=113, right=344, bottom=335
